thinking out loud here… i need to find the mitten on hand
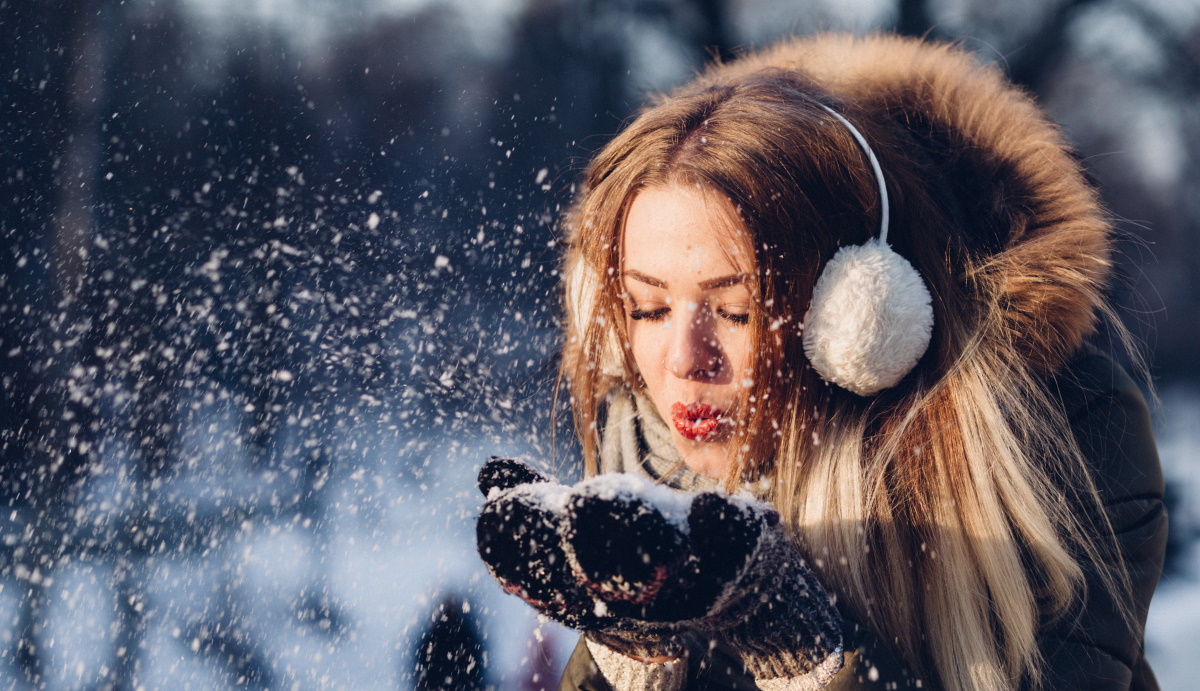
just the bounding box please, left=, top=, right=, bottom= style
left=475, top=457, right=683, bottom=661
left=561, top=474, right=844, bottom=689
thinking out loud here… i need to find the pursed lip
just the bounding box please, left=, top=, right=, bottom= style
left=670, top=402, right=729, bottom=441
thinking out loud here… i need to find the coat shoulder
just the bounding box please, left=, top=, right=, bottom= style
left=1037, top=345, right=1167, bottom=690
left=1054, top=346, right=1164, bottom=506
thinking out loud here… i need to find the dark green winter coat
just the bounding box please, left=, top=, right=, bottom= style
left=557, top=346, right=1167, bottom=691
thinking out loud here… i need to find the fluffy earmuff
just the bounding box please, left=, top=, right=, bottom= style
left=565, top=254, right=625, bottom=378
left=801, top=105, right=934, bottom=395
left=803, top=238, right=933, bottom=395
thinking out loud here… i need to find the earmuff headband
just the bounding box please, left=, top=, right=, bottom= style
left=818, top=105, right=890, bottom=244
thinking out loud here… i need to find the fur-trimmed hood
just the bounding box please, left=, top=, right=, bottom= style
left=687, top=33, right=1114, bottom=377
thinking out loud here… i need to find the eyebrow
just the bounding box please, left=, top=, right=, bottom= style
left=621, top=270, right=748, bottom=290
left=622, top=269, right=666, bottom=288
left=699, top=273, right=749, bottom=290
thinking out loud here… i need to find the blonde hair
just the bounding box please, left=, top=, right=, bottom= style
left=559, top=35, right=1137, bottom=691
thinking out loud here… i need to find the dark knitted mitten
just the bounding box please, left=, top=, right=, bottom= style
left=477, top=456, right=550, bottom=496
left=475, top=458, right=682, bottom=660
left=477, top=458, right=842, bottom=680
left=560, top=474, right=844, bottom=686
left=690, top=495, right=843, bottom=684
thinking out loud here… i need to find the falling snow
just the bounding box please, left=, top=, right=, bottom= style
left=2, top=0, right=1199, bottom=689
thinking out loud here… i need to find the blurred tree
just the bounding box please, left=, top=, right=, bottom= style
left=1004, top=0, right=1104, bottom=92
left=0, top=0, right=111, bottom=503
left=895, top=0, right=936, bottom=37
left=0, top=0, right=126, bottom=683
left=412, top=596, right=486, bottom=691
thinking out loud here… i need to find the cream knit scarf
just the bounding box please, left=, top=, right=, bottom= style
left=597, top=388, right=722, bottom=493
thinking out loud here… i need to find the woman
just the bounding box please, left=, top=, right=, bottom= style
left=476, top=33, right=1166, bottom=690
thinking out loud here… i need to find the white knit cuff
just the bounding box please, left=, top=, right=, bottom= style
left=585, top=637, right=688, bottom=691
left=754, top=644, right=844, bottom=690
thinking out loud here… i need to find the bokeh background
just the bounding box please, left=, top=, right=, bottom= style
left=2, top=0, right=1199, bottom=688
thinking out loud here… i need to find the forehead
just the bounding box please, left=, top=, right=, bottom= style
left=621, top=183, right=752, bottom=276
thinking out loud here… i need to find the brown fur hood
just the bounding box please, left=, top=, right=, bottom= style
left=691, top=33, right=1114, bottom=376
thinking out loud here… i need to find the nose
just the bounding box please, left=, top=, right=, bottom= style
left=664, top=305, right=722, bottom=379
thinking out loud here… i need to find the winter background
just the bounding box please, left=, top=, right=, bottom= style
left=2, top=0, right=1199, bottom=688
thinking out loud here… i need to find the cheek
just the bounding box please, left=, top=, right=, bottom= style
left=726, top=328, right=756, bottom=376
left=626, top=321, right=665, bottom=385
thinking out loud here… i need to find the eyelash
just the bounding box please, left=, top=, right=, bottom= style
left=628, top=307, right=750, bottom=325
left=721, top=309, right=751, bottom=325
left=628, top=308, right=669, bottom=322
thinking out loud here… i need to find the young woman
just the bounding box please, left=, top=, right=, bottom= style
left=476, top=33, right=1166, bottom=690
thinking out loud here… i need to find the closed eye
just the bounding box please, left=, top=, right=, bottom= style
left=629, top=307, right=669, bottom=322
left=718, top=308, right=749, bottom=325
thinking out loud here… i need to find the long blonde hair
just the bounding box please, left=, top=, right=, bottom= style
left=560, top=34, right=1136, bottom=691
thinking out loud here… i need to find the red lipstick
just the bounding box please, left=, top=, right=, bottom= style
left=670, top=402, right=727, bottom=442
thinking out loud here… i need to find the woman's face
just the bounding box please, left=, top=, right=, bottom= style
left=621, top=182, right=756, bottom=479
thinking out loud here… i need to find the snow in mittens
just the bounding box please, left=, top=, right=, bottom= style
left=571, top=473, right=695, bottom=527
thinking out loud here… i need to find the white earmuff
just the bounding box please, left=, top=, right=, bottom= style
left=566, top=254, right=625, bottom=378
left=801, top=106, right=934, bottom=396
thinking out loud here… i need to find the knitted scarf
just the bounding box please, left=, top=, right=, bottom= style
left=597, top=388, right=722, bottom=493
